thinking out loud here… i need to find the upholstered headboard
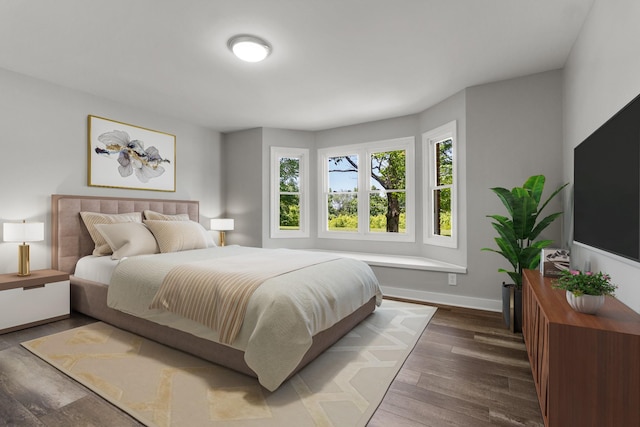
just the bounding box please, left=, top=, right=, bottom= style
left=51, top=194, right=200, bottom=274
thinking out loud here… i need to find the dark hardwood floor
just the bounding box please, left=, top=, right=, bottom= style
left=368, top=302, right=543, bottom=426
left=0, top=303, right=543, bottom=426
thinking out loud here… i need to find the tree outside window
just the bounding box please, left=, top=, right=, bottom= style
left=327, top=155, right=359, bottom=231
left=319, top=138, right=414, bottom=242
left=370, top=150, right=406, bottom=233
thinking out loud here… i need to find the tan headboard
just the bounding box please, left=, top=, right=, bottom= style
left=51, top=194, right=199, bottom=274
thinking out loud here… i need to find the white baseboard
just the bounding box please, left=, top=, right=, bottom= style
left=380, top=285, right=502, bottom=312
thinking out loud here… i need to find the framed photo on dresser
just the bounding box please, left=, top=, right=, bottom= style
left=540, top=248, right=570, bottom=277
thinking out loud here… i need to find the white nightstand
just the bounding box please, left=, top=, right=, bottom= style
left=0, top=269, right=70, bottom=334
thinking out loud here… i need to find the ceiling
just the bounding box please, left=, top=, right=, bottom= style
left=0, top=0, right=594, bottom=133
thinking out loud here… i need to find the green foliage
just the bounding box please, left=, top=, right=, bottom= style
left=439, top=211, right=451, bottom=236
left=278, top=158, right=301, bottom=230
left=437, top=140, right=453, bottom=186
left=482, top=175, right=568, bottom=288
left=279, top=197, right=299, bottom=227
left=328, top=214, right=358, bottom=230
left=369, top=192, right=387, bottom=217
left=369, top=213, right=406, bottom=232
left=279, top=158, right=300, bottom=192
left=371, top=150, right=406, bottom=190
left=432, top=139, right=453, bottom=236
left=552, top=270, right=617, bottom=296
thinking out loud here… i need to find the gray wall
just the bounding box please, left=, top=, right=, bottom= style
left=223, top=128, right=264, bottom=247
left=0, top=68, right=223, bottom=273
left=563, top=0, right=640, bottom=313
left=466, top=70, right=565, bottom=300
left=223, top=70, right=565, bottom=310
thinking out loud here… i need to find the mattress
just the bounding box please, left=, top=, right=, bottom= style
left=74, top=255, right=120, bottom=284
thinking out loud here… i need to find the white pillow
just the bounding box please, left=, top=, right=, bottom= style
left=95, top=222, right=160, bottom=260
left=80, top=211, right=142, bottom=256
left=144, top=220, right=214, bottom=253
left=143, top=210, right=191, bottom=221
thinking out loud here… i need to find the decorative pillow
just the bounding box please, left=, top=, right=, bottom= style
left=95, top=222, right=159, bottom=260
left=203, top=229, right=217, bottom=247
left=144, top=220, right=213, bottom=253
left=143, top=210, right=191, bottom=221
left=80, top=211, right=142, bottom=256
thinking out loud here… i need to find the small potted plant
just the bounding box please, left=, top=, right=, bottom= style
left=552, top=269, right=617, bottom=314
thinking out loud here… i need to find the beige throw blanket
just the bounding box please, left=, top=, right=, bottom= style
left=149, top=250, right=338, bottom=344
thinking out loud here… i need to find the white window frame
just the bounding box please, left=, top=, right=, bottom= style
left=423, top=121, right=457, bottom=248
left=270, top=147, right=309, bottom=238
left=318, top=137, right=415, bottom=242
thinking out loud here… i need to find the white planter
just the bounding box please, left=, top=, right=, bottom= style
left=566, top=291, right=605, bottom=314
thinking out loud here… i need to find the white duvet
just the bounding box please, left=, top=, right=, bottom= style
left=106, top=245, right=382, bottom=391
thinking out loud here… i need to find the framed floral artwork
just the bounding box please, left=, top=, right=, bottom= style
left=88, top=115, right=176, bottom=192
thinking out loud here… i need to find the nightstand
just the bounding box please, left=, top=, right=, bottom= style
left=0, top=269, right=70, bottom=334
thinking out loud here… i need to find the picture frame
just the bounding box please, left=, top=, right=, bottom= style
left=540, top=248, right=570, bottom=277
left=88, top=115, right=176, bottom=192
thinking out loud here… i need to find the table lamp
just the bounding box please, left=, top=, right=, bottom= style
left=210, top=218, right=234, bottom=246
left=3, top=220, right=44, bottom=276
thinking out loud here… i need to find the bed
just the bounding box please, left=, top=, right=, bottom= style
left=51, top=194, right=381, bottom=391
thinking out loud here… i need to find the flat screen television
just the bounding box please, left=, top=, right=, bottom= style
left=573, top=93, right=640, bottom=263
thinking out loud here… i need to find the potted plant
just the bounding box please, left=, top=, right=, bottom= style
left=552, top=269, right=617, bottom=314
left=482, top=174, right=568, bottom=332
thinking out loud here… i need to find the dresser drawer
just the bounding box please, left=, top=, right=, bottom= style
left=0, top=280, right=70, bottom=332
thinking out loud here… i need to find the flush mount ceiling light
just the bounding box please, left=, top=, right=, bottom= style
left=228, top=35, right=271, bottom=62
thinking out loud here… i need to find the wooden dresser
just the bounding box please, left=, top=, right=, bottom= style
left=522, top=269, right=640, bottom=427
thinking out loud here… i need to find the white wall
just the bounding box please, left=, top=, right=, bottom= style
left=563, top=0, right=640, bottom=313
left=0, top=68, right=223, bottom=274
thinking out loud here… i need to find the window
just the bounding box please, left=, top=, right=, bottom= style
left=270, top=147, right=309, bottom=238
left=319, top=137, right=415, bottom=241
left=423, top=121, right=457, bottom=247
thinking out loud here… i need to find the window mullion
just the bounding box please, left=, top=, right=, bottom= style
left=360, top=148, right=369, bottom=235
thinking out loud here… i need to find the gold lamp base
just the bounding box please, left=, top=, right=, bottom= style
left=219, top=231, right=226, bottom=247
left=17, top=243, right=31, bottom=276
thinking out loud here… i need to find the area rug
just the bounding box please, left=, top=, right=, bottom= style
left=22, top=300, right=435, bottom=427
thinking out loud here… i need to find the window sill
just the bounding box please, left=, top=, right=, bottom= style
left=306, top=249, right=467, bottom=273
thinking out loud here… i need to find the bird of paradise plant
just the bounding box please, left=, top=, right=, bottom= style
left=482, top=175, right=568, bottom=289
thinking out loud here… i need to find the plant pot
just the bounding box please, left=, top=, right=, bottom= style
left=565, top=291, right=605, bottom=314
left=502, top=283, right=522, bottom=333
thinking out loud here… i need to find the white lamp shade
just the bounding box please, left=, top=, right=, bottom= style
left=3, top=222, right=44, bottom=242
left=210, top=218, right=234, bottom=231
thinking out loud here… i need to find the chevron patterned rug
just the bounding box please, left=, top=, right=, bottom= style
left=22, top=300, right=436, bottom=427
